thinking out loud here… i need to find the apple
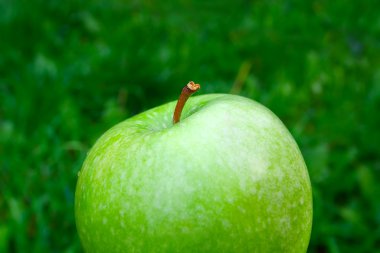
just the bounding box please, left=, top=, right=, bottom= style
left=75, top=82, right=312, bottom=252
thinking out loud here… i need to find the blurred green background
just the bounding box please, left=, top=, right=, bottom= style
left=1, top=0, right=380, bottom=252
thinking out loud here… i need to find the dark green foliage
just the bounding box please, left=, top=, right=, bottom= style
left=1, top=0, right=379, bottom=252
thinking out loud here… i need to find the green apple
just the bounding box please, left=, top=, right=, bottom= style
left=75, top=83, right=312, bottom=252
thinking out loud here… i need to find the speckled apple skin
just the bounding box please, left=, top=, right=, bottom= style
left=75, top=94, right=312, bottom=253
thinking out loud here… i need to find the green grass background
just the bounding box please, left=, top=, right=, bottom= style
left=1, top=0, right=380, bottom=252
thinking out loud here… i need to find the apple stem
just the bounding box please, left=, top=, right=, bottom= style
left=173, top=81, right=200, bottom=124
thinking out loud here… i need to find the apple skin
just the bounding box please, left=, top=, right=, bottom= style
left=75, top=94, right=312, bottom=253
